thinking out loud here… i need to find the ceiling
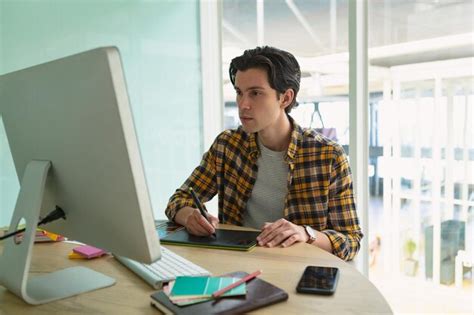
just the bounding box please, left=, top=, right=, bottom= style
left=222, top=0, right=474, bottom=58
left=221, top=0, right=474, bottom=98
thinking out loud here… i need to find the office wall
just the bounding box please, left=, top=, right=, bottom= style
left=0, top=1, right=203, bottom=226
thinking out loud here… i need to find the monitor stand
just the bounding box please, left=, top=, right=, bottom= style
left=0, top=160, right=116, bottom=305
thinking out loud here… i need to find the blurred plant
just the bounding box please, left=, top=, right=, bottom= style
left=404, top=238, right=416, bottom=259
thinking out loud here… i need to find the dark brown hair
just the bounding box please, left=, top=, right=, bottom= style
left=229, top=46, right=301, bottom=113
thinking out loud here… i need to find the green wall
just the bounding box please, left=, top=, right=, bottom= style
left=0, top=0, right=203, bottom=226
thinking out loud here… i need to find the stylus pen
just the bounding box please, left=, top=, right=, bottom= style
left=212, top=270, right=262, bottom=298
left=188, top=187, right=217, bottom=238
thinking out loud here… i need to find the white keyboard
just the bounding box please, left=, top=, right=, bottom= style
left=115, top=246, right=211, bottom=289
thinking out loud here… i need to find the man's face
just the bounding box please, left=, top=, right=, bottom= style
left=234, top=68, right=286, bottom=134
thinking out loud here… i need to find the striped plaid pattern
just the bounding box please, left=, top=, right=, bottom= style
left=165, top=117, right=363, bottom=261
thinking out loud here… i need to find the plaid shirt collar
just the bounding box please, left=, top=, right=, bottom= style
left=245, top=115, right=302, bottom=163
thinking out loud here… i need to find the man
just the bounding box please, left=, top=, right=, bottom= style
left=165, top=46, right=362, bottom=261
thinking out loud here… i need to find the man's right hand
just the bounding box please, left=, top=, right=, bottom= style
left=174, top=206, right=219, bottom=236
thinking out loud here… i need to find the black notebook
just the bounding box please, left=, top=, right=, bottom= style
left=150, top=271, right=288, bottom=314
left=160, top=229, right=261, bottom=251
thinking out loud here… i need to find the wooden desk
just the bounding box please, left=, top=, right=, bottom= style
left=0, top=227, right=392, bottom=314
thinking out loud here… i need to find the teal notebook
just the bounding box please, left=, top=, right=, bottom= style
left=170, top=276, right=245, bottom=298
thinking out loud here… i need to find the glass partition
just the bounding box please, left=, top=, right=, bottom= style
left=221, top=0, right=473, bottom=313
left=368, top=1, right=473, bottom=311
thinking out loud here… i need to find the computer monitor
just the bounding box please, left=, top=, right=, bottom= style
left=0, top=47, right=161, bottom=304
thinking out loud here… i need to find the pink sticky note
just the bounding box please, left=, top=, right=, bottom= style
left=72, top=245, right=105, bottom=259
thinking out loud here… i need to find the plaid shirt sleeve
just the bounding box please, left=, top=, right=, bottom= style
left=164, top=135, right=220, bottom=221
left=321, top=146, right=363, bottom=261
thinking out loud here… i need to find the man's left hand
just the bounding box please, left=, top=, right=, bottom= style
left=257, top=219, right=308, bottom=248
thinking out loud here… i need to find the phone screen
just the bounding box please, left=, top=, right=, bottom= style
left=296, top=266, right=339, bottom=295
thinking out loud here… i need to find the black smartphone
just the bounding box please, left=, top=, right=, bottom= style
left=296, top=266, right=339, bottom=295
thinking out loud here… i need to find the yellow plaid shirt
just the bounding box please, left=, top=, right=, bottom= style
left=165, top=117, right=363, bottom=261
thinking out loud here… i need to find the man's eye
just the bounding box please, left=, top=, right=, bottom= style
left=251, top=91, right=261, bottom=96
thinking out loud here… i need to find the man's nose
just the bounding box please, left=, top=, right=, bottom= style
left=238, top=95, right=250, bottom=110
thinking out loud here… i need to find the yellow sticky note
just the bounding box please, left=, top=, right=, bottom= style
left=68, top=251, right=86, bottom=259
left=38, top=228, right=64, bottom=241
left=44, top=230, right=62, bottom=241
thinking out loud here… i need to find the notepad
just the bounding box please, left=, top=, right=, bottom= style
left=72, top=245, right=106, bottom=259
left=170, top=276, right=246, bottom=299
left=14, top=228, right=65, bottom=243
left=163, top=282, right=210, bottom=306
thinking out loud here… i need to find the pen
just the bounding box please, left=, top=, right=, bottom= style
left=212, top=270, right=262, bottom=298
left=188, top=187, right=217, bottom=238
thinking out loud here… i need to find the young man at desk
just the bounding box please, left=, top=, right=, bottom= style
left=165, top=46, right=363, bottom=261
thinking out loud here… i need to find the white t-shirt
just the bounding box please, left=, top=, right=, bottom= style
left=242, top=141, right=288, bottom=229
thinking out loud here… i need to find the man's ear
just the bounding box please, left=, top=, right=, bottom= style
left=280, top=89, right=295, bottom=110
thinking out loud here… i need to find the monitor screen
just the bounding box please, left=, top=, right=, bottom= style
left=0, top=47, right=161, bottom=264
